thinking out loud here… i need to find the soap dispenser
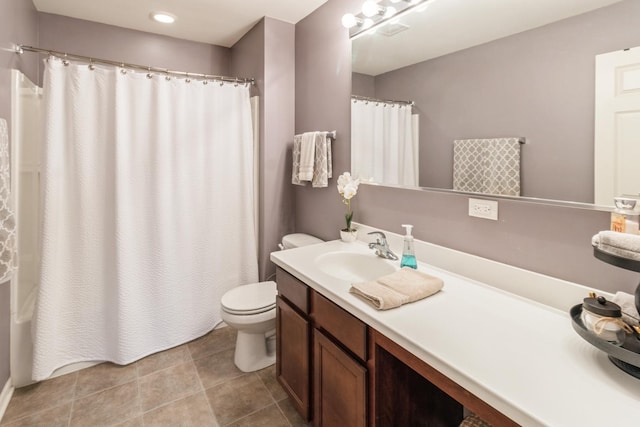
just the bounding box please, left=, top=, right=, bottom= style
left=400, top=224, right=417, bottom=269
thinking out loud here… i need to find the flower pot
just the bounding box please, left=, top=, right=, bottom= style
left=340, top=229, right=358, bottom=243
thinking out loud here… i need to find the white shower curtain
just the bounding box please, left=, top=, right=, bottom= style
left=32, top=57, right=258, bottom=381
left=351, top=100, right=418, bottom=186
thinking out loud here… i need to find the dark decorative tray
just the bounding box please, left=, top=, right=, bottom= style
left=593, top=246, right=640, bottom=273
left=570, top=304, right=640, bottom=379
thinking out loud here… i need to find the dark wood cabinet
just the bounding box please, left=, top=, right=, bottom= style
left=276, top=296, right=311, bottom=420
left=276, top=267, right=368, bottom=426
left=313, top=329, right=367, bottom=427
left=276, top=266, right=516, bottom=427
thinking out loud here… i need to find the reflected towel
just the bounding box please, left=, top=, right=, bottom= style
left=0, top=118, right=16, bottom=283
left=592, top=230, right=640, bottom=261
left=350, top=267, right=443, bottom=310
left=453, top=137, right=521, bottom=196
left=612, top=291, right=640, bottom=326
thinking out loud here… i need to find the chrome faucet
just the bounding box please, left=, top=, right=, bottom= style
left=368, top=231, right=398, bottom=260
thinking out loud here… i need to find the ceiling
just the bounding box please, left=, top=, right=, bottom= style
left=32, top=0, right=328, bottom=47
left=352, top=0, right=623, bottom=76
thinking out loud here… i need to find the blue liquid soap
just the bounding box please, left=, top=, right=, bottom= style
left=401, top=254, right=417, bottom=269
left=400, top=224, right=418, bottom=269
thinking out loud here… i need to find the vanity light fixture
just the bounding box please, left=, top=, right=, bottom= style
left=150, top=11, right=176, bottom=24
left=362, top=0, right=385, bottom=17
left=341, top=13, right=361, bottom=29
left=343, top=0, right=428, bottom=39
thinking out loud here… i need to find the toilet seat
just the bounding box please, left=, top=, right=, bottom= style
left=221, top=281, right=277, bottom=315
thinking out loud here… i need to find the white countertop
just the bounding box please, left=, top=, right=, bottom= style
left=270, top=239, right=640, bottom=427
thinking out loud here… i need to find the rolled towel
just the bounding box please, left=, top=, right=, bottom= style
left=592, top=230, right=640, bottom=262
left=612, top=291, right=640, bottom=326
left=350, top=280, right=409, bottom=310
left=377, top=267, right=444, bottom=303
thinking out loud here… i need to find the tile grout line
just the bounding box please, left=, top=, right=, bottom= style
left=67, top=372, right=80, bottom=427
left=192, top=350, right=221, bottom=425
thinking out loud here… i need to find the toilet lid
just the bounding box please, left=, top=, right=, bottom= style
left=221, top=281, right=277, bottom=315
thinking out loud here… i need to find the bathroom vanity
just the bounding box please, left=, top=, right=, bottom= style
left=271, top=229, right=640, bottom=426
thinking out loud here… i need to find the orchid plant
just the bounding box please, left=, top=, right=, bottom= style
left=337, top=172, right=360, bottom=232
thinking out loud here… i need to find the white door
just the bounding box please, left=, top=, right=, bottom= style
left=594, top=47, right=640, bottom=206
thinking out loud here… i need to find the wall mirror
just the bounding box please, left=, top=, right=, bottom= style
left=350, top=0, right=640, bottom=207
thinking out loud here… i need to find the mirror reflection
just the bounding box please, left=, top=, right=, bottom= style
left=351, top=0, right=640, bottom=205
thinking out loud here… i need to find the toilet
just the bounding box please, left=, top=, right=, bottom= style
left=220, top=233, right=323, bottom=372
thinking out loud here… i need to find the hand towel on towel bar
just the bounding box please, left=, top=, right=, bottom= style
left=298, top=132, right=316, bottom=181
left=291, top=131, right=333, bottom=187
left=350, top=267, right=443, bottom=310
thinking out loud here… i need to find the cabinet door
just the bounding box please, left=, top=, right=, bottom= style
left=276, top=296, right=311, bottom=420
left=314, top=329, right=367, bottom=427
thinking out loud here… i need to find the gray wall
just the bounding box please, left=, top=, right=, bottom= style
left=295, top=0, right=639, bottom=294
left=38, top=13, right=230, bottom=83
left=0, top=0, right=39, bottom=392
left=231, top=18, right=296, bottom=280
left=369, top=0, right=640, bottom=204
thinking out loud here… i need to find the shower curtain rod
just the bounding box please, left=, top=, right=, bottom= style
left=16, top=45, right=255, bottom=85
left=351, top=95, right=414, bottom=107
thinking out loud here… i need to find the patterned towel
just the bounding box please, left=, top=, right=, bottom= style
left=453, top=138, right=521, bottom=196
left=0, top=118, right=16, bottom=283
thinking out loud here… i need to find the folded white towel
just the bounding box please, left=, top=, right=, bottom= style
left=612, top=291, right=640, bottom=326
left=298, top=132, right=316, bottom=181
left=350, top=267, right=443, bottom=310
left=592, top=230, right=640, bottom=261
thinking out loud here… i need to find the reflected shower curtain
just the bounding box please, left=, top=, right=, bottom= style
left=32, top=57, right=258, bottom=381
left=351, top=100, right=418, bottom=186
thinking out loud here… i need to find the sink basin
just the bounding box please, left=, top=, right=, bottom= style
left=314, top=251, right=397, bottom=282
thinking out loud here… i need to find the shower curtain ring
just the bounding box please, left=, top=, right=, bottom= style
left=165, top=71, right=171, bottom=81
left=88, top=59, right=95, bottom=70
left=147, top=67, right=153, bottom=79
left=234, top=78, right=239, bottom=87
left=185, top=73, right=191, bottom=83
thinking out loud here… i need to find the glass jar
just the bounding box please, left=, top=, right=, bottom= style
left=610, top=197, right=639, bottom=235
left=581, top=295, right=625, bottom=345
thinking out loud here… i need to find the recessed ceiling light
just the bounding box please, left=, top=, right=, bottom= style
left=150, top=11, right=176, bottom=24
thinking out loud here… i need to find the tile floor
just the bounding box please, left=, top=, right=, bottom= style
left=1, top=327, right=308, bottom=427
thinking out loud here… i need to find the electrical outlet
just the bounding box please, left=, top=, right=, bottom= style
left=468, top=198, right=498, bottom=220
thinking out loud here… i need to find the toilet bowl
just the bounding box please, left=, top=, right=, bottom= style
left=221, top=281, right=277, bottom=372
left=221, top=233, right=323, bottom=372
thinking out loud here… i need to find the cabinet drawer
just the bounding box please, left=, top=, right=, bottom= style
left=312, top=291, right=367, bottom=361
left=276, top=267, right=310, bottom=315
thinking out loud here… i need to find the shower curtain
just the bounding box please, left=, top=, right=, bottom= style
left=32, top=57, right=258, bottom=381
left=351, top=100, right=418, bottom=186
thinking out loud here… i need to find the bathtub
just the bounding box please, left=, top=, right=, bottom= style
left=10, top=70, right=41, bottom=388
left=10, top=284, right=36, bottom=387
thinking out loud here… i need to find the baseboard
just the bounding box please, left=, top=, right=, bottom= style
left=0, top=378, right=15, bottom=423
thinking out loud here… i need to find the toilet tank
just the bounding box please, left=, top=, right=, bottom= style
left=281, top=233, right=323, bottom=250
